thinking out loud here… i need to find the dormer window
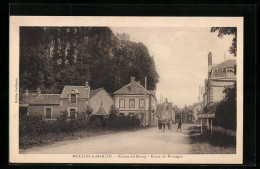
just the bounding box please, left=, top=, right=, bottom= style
left=71, top=93, right=76, bottom=103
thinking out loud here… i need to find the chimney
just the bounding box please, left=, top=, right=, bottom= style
left=208, top=52, right=213, bottom=77
left=36, top=87, right=41, bottom=97
left=85, top=81, right=89, bottom=88
left=130, top=77, right=135, bottom=92
left=25, top=89, right=29, bottom=96
left=208, top=52, right=212, bottom=66
left=145, top=77, right=147, bottom=89
left=85, top=81, right=91, bottom=100
left=131, top=77, right=135, bottom=83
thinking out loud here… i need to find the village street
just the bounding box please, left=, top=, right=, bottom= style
left=20, top=124, right=195, bottom=154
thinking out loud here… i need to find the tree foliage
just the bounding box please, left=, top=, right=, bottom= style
left=214, top=83, right=237, bottom=130
left=20, top=27, right=159, bottom=94
left=210, top=27, right=237, bottom=57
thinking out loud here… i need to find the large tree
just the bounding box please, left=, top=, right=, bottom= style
left=20, top=27, right=159, bottom=94
left=210, top=27, right=237, bottom=57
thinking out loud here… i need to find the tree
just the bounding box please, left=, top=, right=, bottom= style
left=86, top=105, right=93, bottom=122
left=20, top=27, right=159, bottom=95
left=214, top=83, right=236, bottom=130
left=210, top=27, right=237, bottom=57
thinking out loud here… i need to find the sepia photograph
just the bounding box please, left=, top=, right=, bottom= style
left=9, top=16, right=243, bottom=164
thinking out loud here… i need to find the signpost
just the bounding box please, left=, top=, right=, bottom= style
left=197, top=113, right=215, bottom=134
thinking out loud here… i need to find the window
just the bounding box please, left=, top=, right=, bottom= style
left=71, top=94, right=76, bottom=103
left=139, top=99, right=145, bottom=108
left=129, top=99, right=135, bottom=108
left=70, top=109, right=76, bottom=119
left=45, top=108, right=52, bottom=119
left=119, top=99, right=125, bottom=108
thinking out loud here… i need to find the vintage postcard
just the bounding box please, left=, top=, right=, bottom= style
left=9, top=16, right=243, bottom=164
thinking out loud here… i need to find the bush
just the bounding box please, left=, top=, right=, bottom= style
left=189, top=126, right=236, bottom=148
left=104, top=115, right=140, bottom=129
left=215, top=84, right=236, bottom=130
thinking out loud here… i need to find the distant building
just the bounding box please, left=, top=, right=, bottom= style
left=192, top=102, right=203, bottom=123
left=113, top=77, right=157, bottom=126
left=157, top=98, right=175, bottom=122
left=203, top=52, right=236, bottom=109
left=176, top=105, right=193, bottom=123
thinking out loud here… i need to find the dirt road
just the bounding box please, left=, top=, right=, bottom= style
left=20, top=124, right=194, bottom=154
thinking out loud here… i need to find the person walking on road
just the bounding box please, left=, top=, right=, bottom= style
left=177, top=119, right=182, bottom=132
left=158, top=120, right=162, bottom=132
left=162, top=120, right=166, bottom=133
left=167, top=120, right=171, bottom=130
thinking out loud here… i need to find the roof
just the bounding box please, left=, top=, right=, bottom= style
left=19, top=104, right=29, bottom=107
left=60, top=86, right=90, bottom=99
left=114, top=81, right=153, bottom=96
left=89, top=88, right=104, bottom=98
left=213, top=60, right=236, bottom=69
left=93, top=105, right=107, bottom=116
left=20, top=94, right=61, bottom=105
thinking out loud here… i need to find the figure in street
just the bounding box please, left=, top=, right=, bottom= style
left=177, top=119, right=182, bottom=132
left=162, top=120, right=166, bottom=133
left=158, top=119, right=162, bottom=132
left=167, top=120, right=171, bottom=130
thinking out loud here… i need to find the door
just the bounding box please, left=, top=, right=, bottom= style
left=70, top=109, right=76, bottom=119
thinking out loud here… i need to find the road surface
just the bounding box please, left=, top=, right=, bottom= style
left=20, top=124, right=194, bottom=154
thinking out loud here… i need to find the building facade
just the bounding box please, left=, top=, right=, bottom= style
left=20, top=83, right=113, bottom=121
left=203, top=52, right=236, bottom=109
left=113, top=77, right=157, bottom=126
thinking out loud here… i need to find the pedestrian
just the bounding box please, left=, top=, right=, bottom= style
left=177, top=119, right=182, bottom=132
left=158, top=120, right=162, bottom=132
left=167, top=121, right=171, bottom=130
left=162, top=120, right=166, bottom=133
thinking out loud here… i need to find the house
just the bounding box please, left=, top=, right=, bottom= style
left=113, top=77, right=157, bottom=126
left=59, top=83, right=91, bottom=119
left=157, top=98, right=175, bottom=123
left=202, top=52, right=236, bottom=127
left=203, top=52, right=236, bottom=109
left=20, top=82, right=113, bottom=121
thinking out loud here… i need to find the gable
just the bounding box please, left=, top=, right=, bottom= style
left=60, top=86, right=90, bottom=99
left=114, top=81, right=152, bottom=95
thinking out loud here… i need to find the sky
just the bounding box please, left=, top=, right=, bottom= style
left=111, top=27, right=236, bottom=108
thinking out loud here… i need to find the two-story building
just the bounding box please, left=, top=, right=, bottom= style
left=113, top=77, right=157, bottom=126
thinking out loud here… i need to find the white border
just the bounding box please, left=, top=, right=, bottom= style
left=9, top=16, right=243, bottom=164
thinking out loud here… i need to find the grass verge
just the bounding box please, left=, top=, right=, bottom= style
left=188, top=126, right=236, bottom=154
left=19, top=126, right=150, bottom=150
